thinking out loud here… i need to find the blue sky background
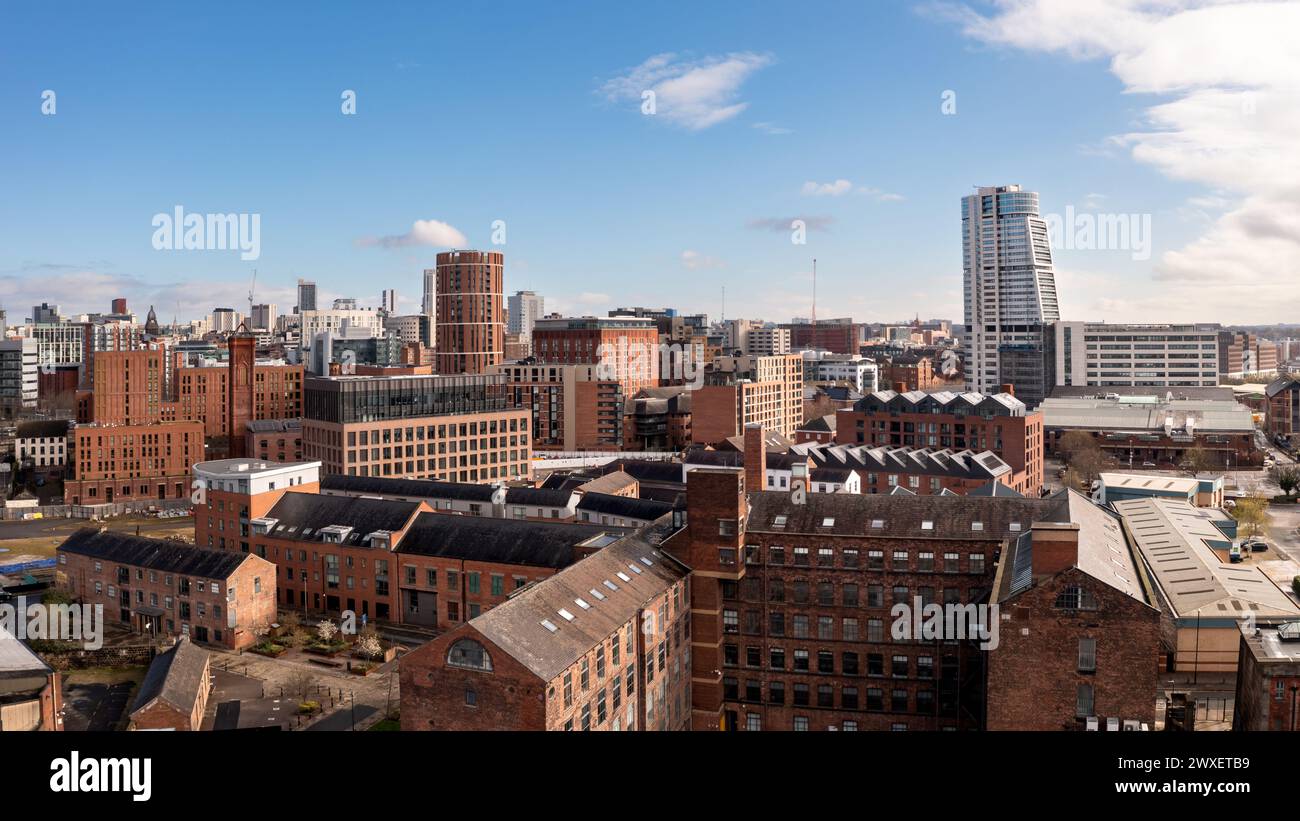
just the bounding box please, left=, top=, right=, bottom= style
left=0, top=1, right=1249, bottom=325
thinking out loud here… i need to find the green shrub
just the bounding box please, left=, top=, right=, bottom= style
left=298, top=701, right=320, bottom=715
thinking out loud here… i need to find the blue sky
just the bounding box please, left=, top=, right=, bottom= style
left=2, top=1, right=1292, bottom=325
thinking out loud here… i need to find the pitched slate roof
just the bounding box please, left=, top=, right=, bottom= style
left=58, top=530, right=250, bottom=579
left=576, top=492, right=675, bottom=520
left=469, top=534, right=689, bottom=681
left=15, top=420, right=70, bottom=439
left=397, top=513, right=617, bottom=568
left=747, top=490, right=1053, bottom=540
left=132, top=637, right=209, bottom=716
left=321, top=474, right=493, bottom=502
left=791, top=442, right=1012, bottom=481
left=261, top=493, right=421, bottom=545
left=597, top=459, right=684, bottom=485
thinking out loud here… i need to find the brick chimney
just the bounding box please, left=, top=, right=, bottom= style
left=1029, top=522, right=1080, bottom=578
left=1000, top=383, right=1015, bottom=396
left=743, top=422, right=765, bottom=495
left=892, top=381, right=907, bottom=393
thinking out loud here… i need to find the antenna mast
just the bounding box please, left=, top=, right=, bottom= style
left=811, top=258, right=817, bottom=328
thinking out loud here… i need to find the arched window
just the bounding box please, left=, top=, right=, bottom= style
left=447, top=638, right=493, bottom=672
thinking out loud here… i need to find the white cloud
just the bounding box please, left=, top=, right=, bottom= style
left=934, top=0, right=1300, bottom=321
left=356, top=218, right=468, bottom=249
left=801, top=180, right=903, bottom=201
left=752, top=121, right=792, bottom=135
left=0, top=266, right=297, bottom=323
left=600, top=52, right=773, bottom=131
left=802, top=179, right=854, bottom=197
left=681, top=250, right=726, bottom=270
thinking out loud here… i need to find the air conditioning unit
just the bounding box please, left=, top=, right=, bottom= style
left=1106, top=717, right=1120, bottom=732
left=1085, top=716, right=1099, bottom=731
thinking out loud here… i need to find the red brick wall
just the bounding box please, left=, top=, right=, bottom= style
left=987, top=568, right=1160, bottom=730
left=400, top=627, right=547, bottom=730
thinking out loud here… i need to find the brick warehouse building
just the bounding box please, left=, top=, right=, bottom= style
left=194, top=459, right=632, bottom=626
left=57, top=529, right=277, bottom=650
left=663, top=467, right=1053, bottom=731
left=835, top=387, right=1044, bottom=497
left=1234, top=619, right=1300, bottom=731
left=400, top=532, right=691, bottom=730
left=986, top=491, right=1161, bottom=730
left=301, top=372, right=532, bottom=483
left=1265, top=376, right=1300, bottom=445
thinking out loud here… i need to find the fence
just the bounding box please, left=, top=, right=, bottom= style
left=0, top=499, right=193, bottom=521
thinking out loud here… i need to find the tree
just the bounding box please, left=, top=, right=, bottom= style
left=1231, top=496, right=1269, bottom=538
left=1183, top=446, right=1217, bottom=475
left=316, top=619, right=339, bottom=643
left=356, top=633, right=382, bottom=662
left=285, top=669, right=316, bottom=701
left=1057, top=430, right=1099, bottom=461
left=1270, top=465, right=1300, bottom=497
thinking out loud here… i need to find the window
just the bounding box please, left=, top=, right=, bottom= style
left=842, top=687, right=859, bottom=709
left=1076, top=684, right=1095, bottom=717
left=723, top=609, right=739, bottom=634
left=793, top=683, right=810, bottom=706
left=892, top=655, right=908, bottom=678
left=817, top=651, right=834, bottom=673
left=770, top=647, right=786, bottom=670
left=746, top=713, right=762, bottom=731
left=1078, top=638, right=1097, bottom=672
left=918, top=551, right=934, bottom=572
left=446, top=639, right=493, bottom=671
left=793, top=547, right=810, bottom=566
left=769, top=681, right=785, bottom=704
left=817, top=548, right=834, bottom=567
left=793, top=649, right=809, bottom=671
left=1055, top=585, right=1099, bottom=611
left=842, top=652, right=859, bottom=675
left=943, top=552, right=960, bottom=573
left=867, top=619, right=884, bottom=642
left=465, top=689, right=477, bottom=707
left=793, top=716, right=809, bottom=732
left=843, top=618, right=859, bottom=642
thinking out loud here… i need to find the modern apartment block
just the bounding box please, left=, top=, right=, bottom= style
left=1218, top=330, right=1280, bottom=378
left=494, top=361, right=624, bottom=451
left=0, top=338, right=38, bottom=418
left=692, top=354, right=804, bottom=444
left=507, top=290, right=544, bottom=344
left=435, top=250, right=505, bottom=375
left=400, top=532, right=692, bottom=730
left=297, top=279, right=317, bottom=313
left=90, top=348, right=166, bottom=425
left=786, top=320, right=860, bottom=355
left=58, top=529, right=277, bottom=650
left=531, top=316, right=661, bottom=394
left=172, top=360, right=303, bottom=438
left=835, top=388, right=1044, bottom=496
left=300, top=373, right=531, bottom=483
left=962, top=185, right=1059, bottom=406
left=1050, top=322, right=1221, bottom=388
left=64, top=420, right=206, bottom=505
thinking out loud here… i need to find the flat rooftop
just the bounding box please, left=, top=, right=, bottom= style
left=1100, top=473, right=1200, bottom=494
left=194, top=458, right=320, bottom=477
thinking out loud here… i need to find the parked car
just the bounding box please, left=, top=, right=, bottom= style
left=1141, top=461, right=1157, bottom=468
left=1229, top=545, right=1244, bottom=563
left=1244, top=539, right=1268, bottom=552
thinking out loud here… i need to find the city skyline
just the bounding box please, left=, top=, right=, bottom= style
left=4, top=1, right=1297, bottom=326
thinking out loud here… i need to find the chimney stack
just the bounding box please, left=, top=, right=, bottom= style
left=743, top=422, right=766, bottom=495
left=1029, top=522, right=1080, bottom=578
left=892, top=381, right=906, bottom=394
left=1000, top=383, right=1015, bottom=396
